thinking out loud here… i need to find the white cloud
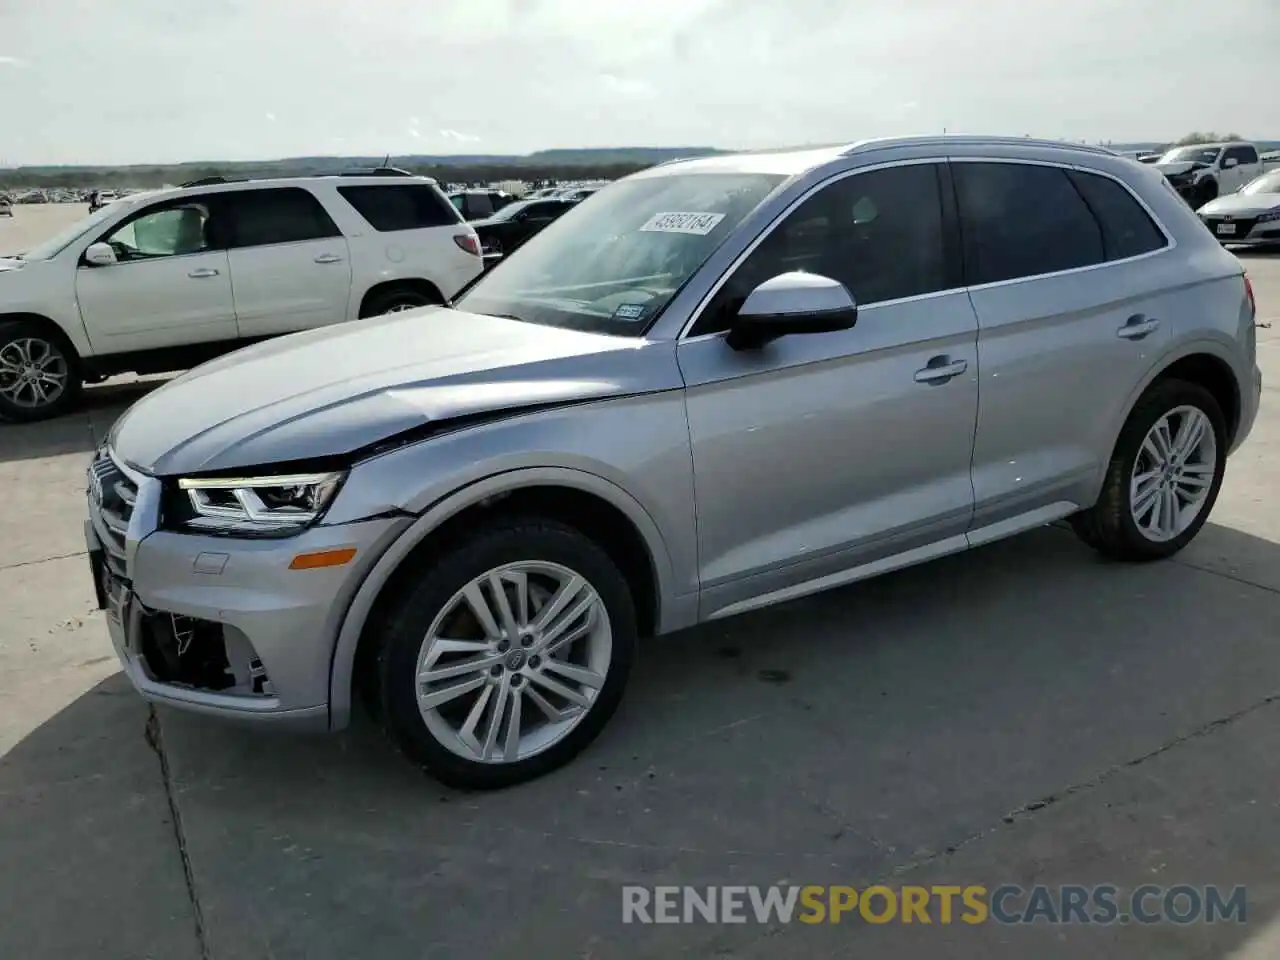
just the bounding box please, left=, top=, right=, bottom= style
left=0, top=55, right=26, bottom=66
left=439, top=129, right=481, bottom=143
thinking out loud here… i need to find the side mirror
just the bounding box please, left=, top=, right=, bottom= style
left=1223, top=157, right=1239, bottom=168
left=726, top=272, right=858, bottom=350
left=83, top=242, right=117, bottom=266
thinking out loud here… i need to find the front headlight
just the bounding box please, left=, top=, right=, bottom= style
left=167, top=471, right=346, bottom=536
left=1257, top=209, right=1280, bottom=223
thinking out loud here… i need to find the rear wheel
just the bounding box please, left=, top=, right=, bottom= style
left=359, top=286, right=438, bottom=318
left=0, top=320, right=82, bottom=423
left=373, top=517, right=637, bottom=789
left=1070, top=379, right=1225, bottom=561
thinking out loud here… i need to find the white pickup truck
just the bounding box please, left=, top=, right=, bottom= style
left=1152, top=141, right=1265, bottom=208
left=0, top=171, right=484, bottom=422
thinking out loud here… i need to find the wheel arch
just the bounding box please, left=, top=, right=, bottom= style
left=357, top=278, right=444, bottom=318
left=0, top=311, right=86, bottom=363
left=1092, top=340, right=1244, bottom=496
left=327, top=467, right=687, bottom=730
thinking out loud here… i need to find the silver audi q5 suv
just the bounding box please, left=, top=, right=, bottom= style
left=86, top=136, right=1262, bottom=788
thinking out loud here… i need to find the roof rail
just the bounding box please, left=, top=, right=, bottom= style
left=337, top=165, right=415, bottom=178
left=179, top=175, right=237, bottom=188
left=841, top=135, right=1118, bottom=158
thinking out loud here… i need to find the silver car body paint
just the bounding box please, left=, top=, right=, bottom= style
left=88, top=136, right=1261, bottom=731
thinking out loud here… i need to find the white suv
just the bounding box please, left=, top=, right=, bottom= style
left=0, top=172, right=484, bottom=421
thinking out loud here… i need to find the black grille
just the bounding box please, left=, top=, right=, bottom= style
left=88, top=450, right=136, bottom=557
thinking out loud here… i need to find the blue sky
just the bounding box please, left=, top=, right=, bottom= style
left=1, top=0, right=1276, bottom=165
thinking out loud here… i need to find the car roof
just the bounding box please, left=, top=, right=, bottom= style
left=117, top=174, right=441, bottom=206
left=630, top=136, right=1125, bottom=179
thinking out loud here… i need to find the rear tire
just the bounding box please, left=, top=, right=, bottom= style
left=373, top=516, right=638, bottom=790
left=1070, top=379, right=1226, bottom=562
left=0, top=320, right=83, bottom=423
left=359, top=286, right=438, bottom=318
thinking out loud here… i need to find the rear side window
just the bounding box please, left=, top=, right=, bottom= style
left=225, top=188, right=340, bottom=247
left=953, top=162, right=1104, bottom=284
left=1067, top=171, right=1168, bottom=260
left=338, top=184, right=460, bottom=231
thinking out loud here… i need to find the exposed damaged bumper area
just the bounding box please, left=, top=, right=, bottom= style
left=84, top=448, right=406, bottom=732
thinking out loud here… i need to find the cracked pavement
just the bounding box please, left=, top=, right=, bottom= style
left=0, top=233, right=1278, bottom=958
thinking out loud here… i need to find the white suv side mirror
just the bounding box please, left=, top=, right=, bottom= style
left=83, top=242, right=117, bottom=266
left=1223, top=157, right=1239, bottom=168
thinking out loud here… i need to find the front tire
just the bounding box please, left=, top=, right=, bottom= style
left=373, top=517, right=638, bottom=789
left=1070, top=379, right=1226, bottom=562
left=0, top=320, right=82, bottom=423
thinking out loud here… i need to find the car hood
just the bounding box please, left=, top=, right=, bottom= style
left=1199, top=193, right=1280, bottom=216
left=1154, top=161, right=1208, bottom=177
left=109, top=307, right=677, bottom=476
left=0, top=257, right=25, bottom=272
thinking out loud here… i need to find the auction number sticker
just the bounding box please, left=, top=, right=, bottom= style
left=638, top=211, right=726, bottom=236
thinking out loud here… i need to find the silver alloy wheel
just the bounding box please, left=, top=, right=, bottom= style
left=416, top=561, right=613, bottom=764
left=1129, top=404, right=1217, bottom=543
left=0, top=336, right=69, bottom=409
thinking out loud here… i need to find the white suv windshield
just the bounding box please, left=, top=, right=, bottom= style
left=20, top=203, right=123, bottom=260
left=1159, top=146, right=1221, bottom=165
left=455, top=172, right=786, bottom=336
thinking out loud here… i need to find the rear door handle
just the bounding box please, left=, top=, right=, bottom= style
left=1118, top=314, right=1160, bottom=340
left=187, top=268, right=219, bottom=279
left=914, top=357, right=968, bottom=384
left=314, top=253, right=344, bottom=264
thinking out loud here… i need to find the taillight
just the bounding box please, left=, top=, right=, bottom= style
left=453, top=234, right=481, bottom=257
left=1244, top=273, right=1256, bottom=321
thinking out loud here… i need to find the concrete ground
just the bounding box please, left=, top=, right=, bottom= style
left=2, top=203, right=1280, bottom=958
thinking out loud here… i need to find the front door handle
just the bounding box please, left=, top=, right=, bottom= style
left=914, top=356, right=968, bottom=384
left=314, top=253, right=344, bottom=264
left=1118, top=314, right=1160, bottom=340
left=187, top=268, right=219, bottom=279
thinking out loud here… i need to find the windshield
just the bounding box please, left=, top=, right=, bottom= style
left=20, top=203, right=124, bottom=260
left=1159, top=146, right=1221, bottom=166
left=455, top=172, right=786, bottom=336
left=486, top=199, right=534, bottom=222
left=1241, top=170, right=1280, bottom=196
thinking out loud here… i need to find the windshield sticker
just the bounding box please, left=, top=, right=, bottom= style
left=611, top=303, right=648, bottom=322
left=638, top=211, right=726, bottom=236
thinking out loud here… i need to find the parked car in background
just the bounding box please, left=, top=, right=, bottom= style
left=1197, top=168, right=1280, bottom=246
left=1155, top=141, right=1263, bottom=207
left=0, top=172, right=482, bottom=421
left=448, top=189, right=514, bottom=221
left=556, top=186, right=601, bottom=202
left=83, top=135, right=1259, bottom=789
left=0, top=197, right=12, bottom=217
left=470, top=196, right=579, bottom=264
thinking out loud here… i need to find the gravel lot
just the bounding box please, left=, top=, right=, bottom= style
left=2, top=202, right=1280, bottom=959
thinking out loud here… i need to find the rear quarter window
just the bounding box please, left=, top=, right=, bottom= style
left=338, top=185, right=462, bottom=231
left=1067, top=171, right=1169, bottom=260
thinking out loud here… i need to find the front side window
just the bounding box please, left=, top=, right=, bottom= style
left=224, top=188, right=340, bottom=247
left=456, top=172, right=786, bottom=336
left=102, top=202, right=211, bottom=260
left=1225, top=145, right=1259, bottom=165
left=954, top=162, right=1104, bottom=284
left=691, top=163, right=952, bottom=336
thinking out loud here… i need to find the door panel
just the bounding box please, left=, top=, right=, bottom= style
left=676, top=160, right=977, bottom=615
left=681, top=293, right=980, bottom=612
left=222, top=187, right=353, bottom=337
left=953, top=160, right=1173, bottom=526
left=227, top=239, right=352, bottom=337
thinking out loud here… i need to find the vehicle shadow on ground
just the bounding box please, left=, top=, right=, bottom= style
left=0, top=378, right=164, bottom=464
left=5, top=520, right=1280, bottom=958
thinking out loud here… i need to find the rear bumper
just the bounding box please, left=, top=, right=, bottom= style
left=1232, top=364, right=1263, bottom=455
